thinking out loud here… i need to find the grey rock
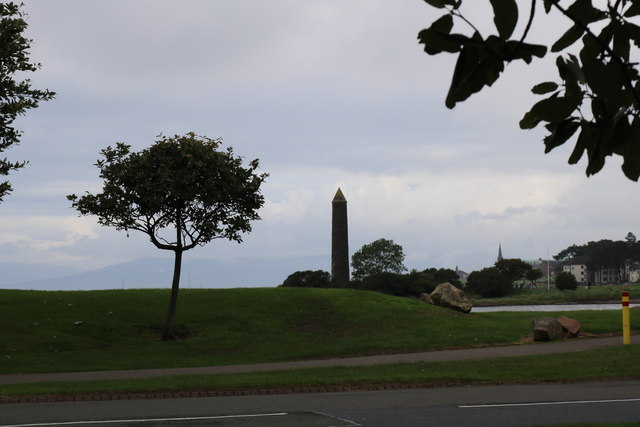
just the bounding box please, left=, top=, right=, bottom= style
left=531, top=317, right=563, bottom=341
left=429, top=282, right=472, bottom=313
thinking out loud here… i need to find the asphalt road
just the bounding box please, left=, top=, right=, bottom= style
left=2, top=380, right=640, bottom=426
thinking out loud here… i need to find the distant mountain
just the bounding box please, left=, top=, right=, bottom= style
left=1, top=256, right=329, bottom=290
left=0, top=262, right=82, bottom=285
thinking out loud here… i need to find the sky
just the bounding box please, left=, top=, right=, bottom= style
left=1, top=1, right=639, bottom=284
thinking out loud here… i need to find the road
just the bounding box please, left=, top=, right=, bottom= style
left=2, top=380, right=640, bottom=426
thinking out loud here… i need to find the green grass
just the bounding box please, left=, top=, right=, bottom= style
left=1, top=287, right=638, bottom=375
left=470, top=285, right=640, bottom=306
left=2, top=345, right=639, bottom=397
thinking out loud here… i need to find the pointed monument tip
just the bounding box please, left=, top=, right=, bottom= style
left=332, top=187, right=346, bottom=203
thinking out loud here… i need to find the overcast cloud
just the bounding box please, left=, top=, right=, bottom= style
left=1, top=1, right=638, bottom=283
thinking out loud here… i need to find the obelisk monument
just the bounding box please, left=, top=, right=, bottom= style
left=331, top=188, right=349, bottom=284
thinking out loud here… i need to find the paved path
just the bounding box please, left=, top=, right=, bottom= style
left=1, top=335, right=636, bottom=385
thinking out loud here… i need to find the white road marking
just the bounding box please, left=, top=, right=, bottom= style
left=0, top=412, right=288, bottom=427
left=309, top=410, right=361, bottom=426
left=460, top=398, right=640, bottom=408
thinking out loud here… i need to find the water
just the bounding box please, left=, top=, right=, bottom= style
left=472, top=303, right=640, bottom=312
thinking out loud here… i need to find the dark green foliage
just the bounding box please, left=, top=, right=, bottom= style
left=418, top=0, right=640, bottom=181
left=556, top=271, right=578, bottom=290
left=494, top=258, right=534, bottom=289
left=281, top=270, right=331, bottom=288
left=554, top=235, right=640, bottom=282
left=0, top=3, right=55, bottom=202
left=68, top=133, right=267, bottom=340
left=466, top=267, right=512, bottom=298
left=526, top=268, right=543, bottom=286
left=351, top=268, right=462, bottom=297
left=351, top=238, right=407, bottom=280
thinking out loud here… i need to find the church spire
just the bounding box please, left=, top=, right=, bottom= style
left=497, top=243, right=503, bottom=262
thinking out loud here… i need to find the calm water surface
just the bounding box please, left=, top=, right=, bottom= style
left=472, top=303, right=640, bottom=312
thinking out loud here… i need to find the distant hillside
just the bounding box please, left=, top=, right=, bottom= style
left=0, top=262, right=82, bottom=285
left=1, top=256, right=328, bottom=290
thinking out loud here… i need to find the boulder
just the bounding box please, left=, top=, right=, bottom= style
left=557, top=316, right=581, bottom=337
left=531, top=317, right=563, bottom=341
left=429, top=282, right=472, bottom=313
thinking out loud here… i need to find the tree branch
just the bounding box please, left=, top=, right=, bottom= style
left=518, top=0, right=536, bottom=46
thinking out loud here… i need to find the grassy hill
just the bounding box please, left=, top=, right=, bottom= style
left=1, top=287, right=636, bottom=374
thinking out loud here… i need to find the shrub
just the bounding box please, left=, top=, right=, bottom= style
left=555, top=271, right=578, bottom=291
left=354, top=272, right=411, bottom=296
left=466, top=267, right=512, bottom=298
left=281, top=270, right=331, bottom=288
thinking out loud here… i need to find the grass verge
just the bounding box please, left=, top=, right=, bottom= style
left=470, top=285, right=640, bottom=306
left=1, top=287, right=638, bottom=374
left=2, top=345, right=639, bottom=398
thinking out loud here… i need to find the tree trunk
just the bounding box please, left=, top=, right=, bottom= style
left=163, top=209, right=184, bottom=341
left=162, top=248, right=183, bottom=341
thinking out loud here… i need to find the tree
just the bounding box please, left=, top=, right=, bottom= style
left=526, top=268, right=544, bottom=287
left=418, top=1, right=640, bottom=180
left=553, top=244, right=582, bottom=262
left=556, top=271, right=578, bottom=290
left=351, top=238, right=407, bottom=280
left=0, top=2, right=55, bottom=202
left=555, top=238, right=640, bottom=283
left=68, top=133, right=267, bottom=340
left=466, top=267, right=512, bottom=298
left=494, top=258, right=534, bottom=288
left=281, top=270, right=332, bottom=288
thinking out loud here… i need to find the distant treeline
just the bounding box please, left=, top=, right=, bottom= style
left=280, top=268, right=461, bottom=298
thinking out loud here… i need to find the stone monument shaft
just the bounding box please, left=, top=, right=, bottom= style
left=331, top=188, right=349, bottom=284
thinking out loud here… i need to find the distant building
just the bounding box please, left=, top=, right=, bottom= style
left=526, top=258, right=558, bottom=281
left=497, top=243, right=503, bottom=263
left=455, top=266, right=469, bottom=280
left=562, top=256, right=589, bottom=284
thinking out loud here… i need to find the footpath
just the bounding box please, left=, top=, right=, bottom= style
left=1, top=335, right=636, bottom=387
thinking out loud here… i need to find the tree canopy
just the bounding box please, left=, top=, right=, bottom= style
left=281, top=270, right=332, bottom=288
left=554, top=234, right=640, bottom=282
left=0, top=2, right=55, bottom=202
left=494, top=258, right=534, bottom=288
left=419, top=0, right=640, bottom=180
left=351, top=238, right=407, bottom=280
left=466, top=267, right=513, bottom=298
left=68, top=133, right=267, bottom=340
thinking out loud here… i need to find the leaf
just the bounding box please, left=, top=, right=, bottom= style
left=445, top=41, right=505, bottom=109
left=613, top=26, right=631, bottom=62
left=543, top=119, right=580, bottom=153
left=581, top=49, right=625, bottom=105
left=543, top=0, right=554, bottom=13
left=504, top=41, right=547, bottom=64
left=529, top=95, right=581, bottom=123
left=519, top=110, right=541, bottom=129
left=568, top=124, right=588, bottom=164
left=618, top=121, right=640, bottom=181
left=625, top=2, right=640, bottom=17
left=621, top=21, right=640, bottom=48
left=531, top=82, right=558, bottom=94
left=418, top=14, right=464, bottom=55
left=556, top=55, right=584, bottom=97
left=490, top=0, right=518, bottom=39
left=566, top=0, right=607, bottom=25
left=551, top=24, right=584, bottom=52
